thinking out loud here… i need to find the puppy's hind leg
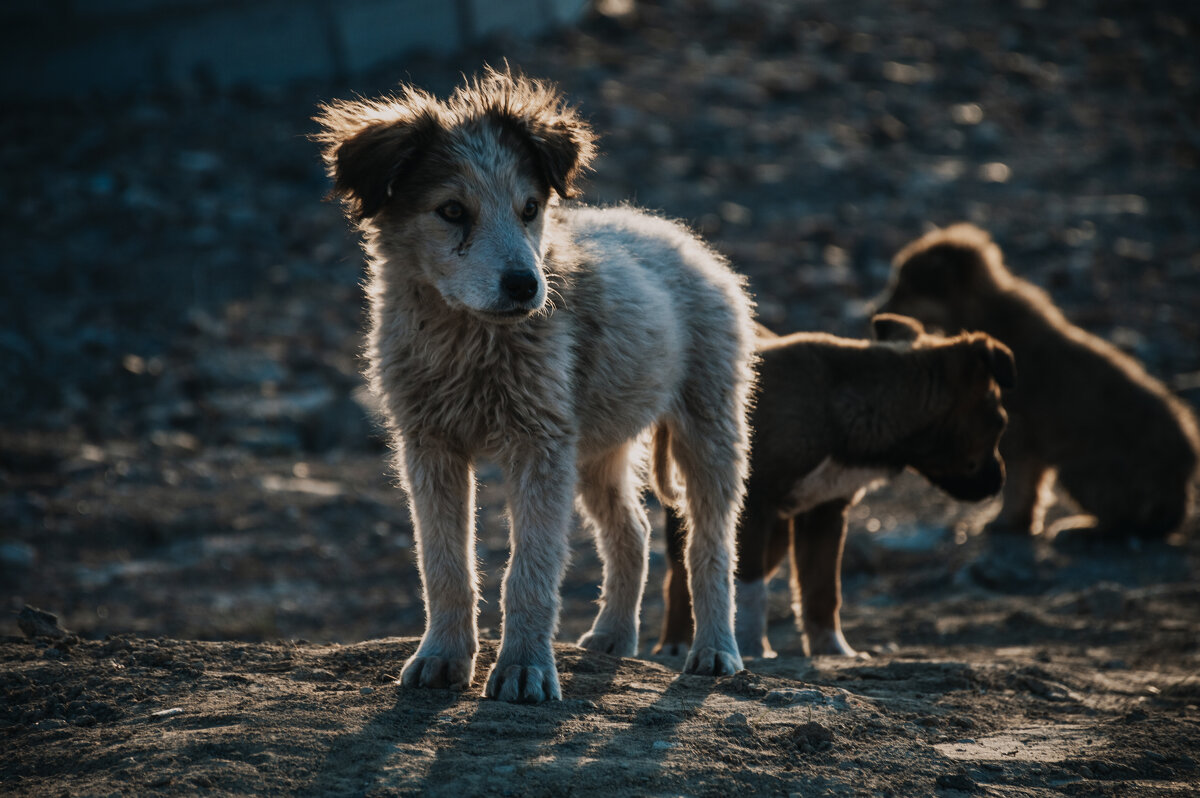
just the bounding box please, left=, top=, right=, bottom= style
left=577, top=442, right=652, bottom=657
left=400, top=444, right=480, bottom=690
left=669, top=412, right=750, bottom=676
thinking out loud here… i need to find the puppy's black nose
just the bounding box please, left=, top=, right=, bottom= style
left=500, top=269, right=539, bottom=302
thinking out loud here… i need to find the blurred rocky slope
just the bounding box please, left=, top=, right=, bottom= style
left=3, top=0, right=1198, bottom=439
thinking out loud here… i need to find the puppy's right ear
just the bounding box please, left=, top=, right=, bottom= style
left=313, top=94, right=442, bottom=220
left=871, top=313, right=924, bottom=342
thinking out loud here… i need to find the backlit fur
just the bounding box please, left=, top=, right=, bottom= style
left=316, top=69, right=756, bottom=702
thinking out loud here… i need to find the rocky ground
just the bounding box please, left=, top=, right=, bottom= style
left=2, top=0, right=1199, bottom=795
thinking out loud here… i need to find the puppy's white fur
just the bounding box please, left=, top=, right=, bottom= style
left=316, top=71, right=756, bottom=702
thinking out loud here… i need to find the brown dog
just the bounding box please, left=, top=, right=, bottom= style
left=655, top=314, right=1014, bottom=658
left=877, top=224, right=1200, bottom=540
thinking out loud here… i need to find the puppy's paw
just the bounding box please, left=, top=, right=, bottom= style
left=484, top=661, right=561, bottom=703
left=683, top=645, right=744, bottom=676
left=484, top=643, right=560, bottom=703
left=651, top=639, right=690, bottom=657
left=577, top=629, right=637, bottom=658
left=400, top=651, right=476, bottom=690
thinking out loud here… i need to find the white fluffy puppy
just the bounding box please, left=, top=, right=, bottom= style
left=315, top=69, right=756, bottom=703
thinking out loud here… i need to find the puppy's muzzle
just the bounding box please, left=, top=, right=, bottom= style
left=500, top=269, right=540, bottom=303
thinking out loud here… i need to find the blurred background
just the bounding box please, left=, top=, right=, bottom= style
left=2, top=0, right=1198, bottom=648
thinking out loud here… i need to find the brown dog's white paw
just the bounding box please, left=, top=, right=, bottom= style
left=484, top=654, right=561, bottom=703
left=683, top=645, right=744, bottom=676
left=399, top=651, right=476, bottom=690
left=805, top=628, right=868, bottom=659
left=577, top=629, right=637, bottom=658
left=651, top=640, right=690, bottom=657
left=736, top=636, right=778, bottom=660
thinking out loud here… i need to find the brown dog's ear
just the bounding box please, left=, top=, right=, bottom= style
left=976, top=337, right=1017, bottom=389
left=313, top=93, right=443, bottom=220
left=871, top=313, right=925, bottom=342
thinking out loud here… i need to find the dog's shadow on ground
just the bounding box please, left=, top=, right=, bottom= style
left=300, top=643, right=709, bottom=795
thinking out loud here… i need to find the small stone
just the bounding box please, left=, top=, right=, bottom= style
left=791, top=721, right=833, bottom=752
left=724, top=712, right=748, bottom=726
left=764, top=688, right=831, bottom=707
left=651, top=740, right=678, bottom=750
left=936, top=770, right=978, bottom=792
left=359, top=687, right=374, bottom=695
left=150, top=707, right=183, bottom=718
left=18, top=606, right=67, bottom=640
left=290, top=667, right=337, bottom=682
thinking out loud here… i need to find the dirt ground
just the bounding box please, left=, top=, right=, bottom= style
left=4, top=556, right=1200, bottom=797
left=3, top=0, right=1200, bottom=795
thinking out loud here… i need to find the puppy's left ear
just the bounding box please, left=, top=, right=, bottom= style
left=871, top=313, right=924, bottom=342
left=977, top=337, right=1017, bottom=389
left=313, top=91, right=442, bottom=220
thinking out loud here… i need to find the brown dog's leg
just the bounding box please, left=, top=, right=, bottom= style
left=791, top=499, right=858, bottom=657
left=653, top=506, right=693, bottom=656
left=734, top=510, right=789, bottom=659
left=989, top=454, right=1055, bottom=535
left=1056, top=462, right=1187, bottom=541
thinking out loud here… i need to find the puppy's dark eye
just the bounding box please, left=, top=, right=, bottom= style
left=436, top=201, right=466, bottom=223
left=521, top=199, right=539, bottom=223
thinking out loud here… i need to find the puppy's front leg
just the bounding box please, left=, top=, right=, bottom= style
left=486, top=444, right=575, bottom=703
left=400, top=442, right=479, bottom=690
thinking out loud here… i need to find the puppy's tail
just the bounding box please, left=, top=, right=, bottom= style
left=651, top=424, right=683, bottom=509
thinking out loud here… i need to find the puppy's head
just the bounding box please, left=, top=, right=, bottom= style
left=893, top=328, right=1016, bottom=502
left=314, top=67, right=597, bottom=323
left=874, top=224, right=1010, bottom=334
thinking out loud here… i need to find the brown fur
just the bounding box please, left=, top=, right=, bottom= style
left=878, top=223, right=1200, bottom=539
left=655, top=315, right=1014, bottom=658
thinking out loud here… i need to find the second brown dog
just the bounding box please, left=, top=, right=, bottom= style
left=877, top=224, right=1200, bottom=540
left=655, top=315, right=1014, bottom=658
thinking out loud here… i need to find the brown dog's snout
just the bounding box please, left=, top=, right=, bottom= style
left=926, top=454, right=1005, bottom=502
left=500, top=268, right=539, bottom=302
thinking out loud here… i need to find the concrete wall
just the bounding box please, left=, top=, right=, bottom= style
left=1, top=0, right=590, bottom=99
